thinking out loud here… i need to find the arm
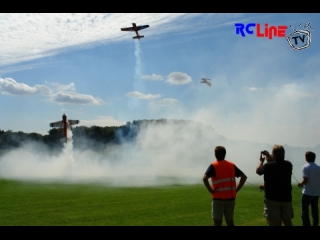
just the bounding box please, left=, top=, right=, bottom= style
left=298, top=177, right=308, bottom=187
left=203, top=175, right=214, bottom=194
left=202, top=175, right=219, bottom=194
left=256, top=151, right=265, bottom=174
left=236, top=173, right=247, bottom=193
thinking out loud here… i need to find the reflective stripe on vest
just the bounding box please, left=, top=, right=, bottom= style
left=212, top=177, right=236, bottom=185
left=211, top=160, right=236, bottom=199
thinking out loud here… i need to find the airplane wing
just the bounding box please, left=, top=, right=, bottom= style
left=121, top=27, right=135, bottom=31
left=49, top=121, right=63, bottom=128
left=68, top=120, right=80, bottom=125
left=136, top=25, right=149, bottom=30
left=121, top=25, right=149, bottom=31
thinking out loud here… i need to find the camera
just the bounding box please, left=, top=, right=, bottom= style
left=261, top=151, right=266, bottom=155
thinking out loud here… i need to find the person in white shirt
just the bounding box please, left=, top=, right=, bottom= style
left=298, top=151, right=320, bottom=226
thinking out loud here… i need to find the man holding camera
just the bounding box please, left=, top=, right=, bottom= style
left=256, top=144, right=293, bottom=226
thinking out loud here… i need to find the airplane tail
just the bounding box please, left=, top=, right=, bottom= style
left=133, top=36, right=144, bottom=40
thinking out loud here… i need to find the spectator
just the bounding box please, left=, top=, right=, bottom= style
left=298, top=151, right=320, bottom=226
left=203, top=146, right=247, bottom=226
left=256, top=144, right=293, bottom=226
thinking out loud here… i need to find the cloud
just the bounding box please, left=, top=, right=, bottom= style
left=165, top=72, right=192, bottom=85
left=280, top=83, right=313, bottom=99
left=0, top=62, right=55, bottom=74
left=51, top=82, right=76, bottom=92
left=0, top=77, right=104, bottom=105
left=249, top=87, right=262, bottom=91
left=126, top=91, right=161, bottom=100
left=155, top=98, right=179, bottom=106
left=0, top=78, right=52, bottom=96
left=49, top=91, right=104, bottom=105
left=141, top=74, right=164, bottom=81
left=80, top=116, right=126, bottom=127
left=0, top=13, right=195, bottom=67
left=61, top=108, right=84, bottom=115
left=186, top=76, right=320, bottom=148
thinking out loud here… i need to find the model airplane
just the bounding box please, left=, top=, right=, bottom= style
left=121, top=23, right=149, bottom=40
left=49, top=114, right=79, bottom=143
left=201, top=78, right=211, bottom=87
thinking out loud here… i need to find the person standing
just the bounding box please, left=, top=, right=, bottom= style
left=256, top=144, right=293, bottom=226
left=298, top=151, right=320, bottom=226
left=203, top=146, right=247, bottom=226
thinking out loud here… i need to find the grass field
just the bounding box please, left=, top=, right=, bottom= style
left=0, top=179, right=312, bottom=226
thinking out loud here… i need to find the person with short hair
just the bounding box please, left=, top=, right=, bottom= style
left=256, top=144, right=293, bottom=226
left=298, top=151, right=320, bottom=226
left=203, top=146, right=247, bottom=226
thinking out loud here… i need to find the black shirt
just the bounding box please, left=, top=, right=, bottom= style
left=256, top=159, right=293, bottom=202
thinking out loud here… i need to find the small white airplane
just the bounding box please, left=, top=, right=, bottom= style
left=49, top=114, right=79, bottom=143
left=201, top=78, right=211, bottom=87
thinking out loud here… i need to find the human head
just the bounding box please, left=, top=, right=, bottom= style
left=272, top=144, right=285, bottom=160
left=215, top=146, right=226, bottom=160
left=305, top=151, right=316, bottom=163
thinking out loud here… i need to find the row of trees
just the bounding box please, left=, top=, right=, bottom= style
left=0, top=119, right=204, bottom=152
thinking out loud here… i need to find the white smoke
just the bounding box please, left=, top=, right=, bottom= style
left=134, top=41, right=142, bottom=81
left=127, top=41, right=146, bottom=112
left=0, top=120, right=312, bottom=187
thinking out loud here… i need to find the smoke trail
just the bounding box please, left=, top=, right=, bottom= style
left=55, top=126, right=76, bottom=179
left=63, top=127, right=75, bottom=165
left=133, top=40, right=145, bottom=92
left=134, top=41, right=142, bottom=81
left=128, top=41, right=146, bottom=110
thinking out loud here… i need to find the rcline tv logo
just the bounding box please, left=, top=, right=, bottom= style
left=286, top=22, right=313, bottom=50
left=235, top=22, right=313, bottom=50
left=235, top=23, right=288, bottom=39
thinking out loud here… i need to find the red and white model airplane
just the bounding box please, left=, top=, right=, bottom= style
left=49, top=114, right=79, bottom=143
left=201, top=78, right=212, bottom=87
left=121, top=23, right=150, bottom=40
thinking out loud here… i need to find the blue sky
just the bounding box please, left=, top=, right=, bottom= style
left=0, top=13, right=319, bottom=148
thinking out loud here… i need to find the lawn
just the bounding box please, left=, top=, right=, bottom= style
left=0, top=179, right=308, bottom=226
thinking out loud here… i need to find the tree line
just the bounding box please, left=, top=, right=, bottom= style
left=0, top=119, right=200, bottom=152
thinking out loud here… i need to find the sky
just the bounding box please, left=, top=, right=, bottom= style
left=0, top=13, right=319, bottom=185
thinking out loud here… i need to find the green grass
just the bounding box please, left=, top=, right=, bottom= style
left=0, top=179, right=311, bottom=226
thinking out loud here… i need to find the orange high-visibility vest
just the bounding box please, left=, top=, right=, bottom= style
left=211, top=160, right=236, bottom=199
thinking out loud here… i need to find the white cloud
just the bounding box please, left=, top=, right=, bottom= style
left=156, top=98, right=179, bottom=106
left=165, top=72, right=192, bottom=85
left=49, top=91, right=104, bottom=105
left=51, top=82, right=76, bottom=92
left=80, top=116, right=126, bottom=127
left=126, top=91, right=161, bottom=100
left=186, top=77, right=320, bottom=148
left=141, top=74, right=164, bottom=81
left=0, top=77, right=104, bottom=105
left=280, top=83, right=312, bottom=99
left=0, top=62, right=54, bottom=74
left=0, top=78, right=52, bottom=96
left=0, top=13, right=195, bottom=67
left=249, top=87, right=262, bottom=91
